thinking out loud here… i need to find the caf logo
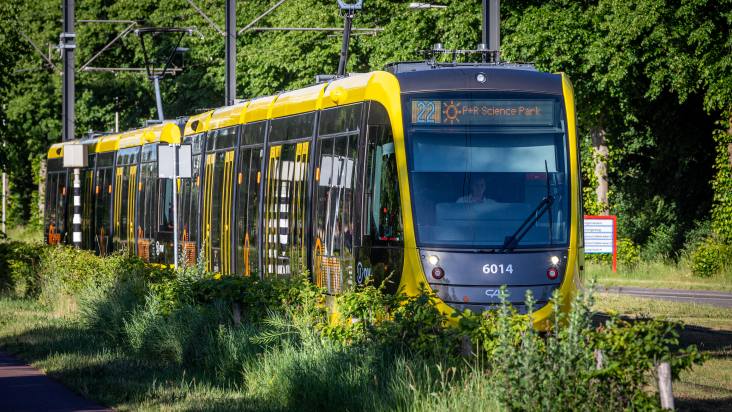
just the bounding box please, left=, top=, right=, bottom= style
left=356, top=262, right=371, bottom=284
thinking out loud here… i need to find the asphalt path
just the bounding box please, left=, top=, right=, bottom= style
left=0, top=349, right=113, bottom=412
left=596, top=285, right=732, bottom=308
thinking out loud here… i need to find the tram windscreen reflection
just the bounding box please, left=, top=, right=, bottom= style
left=405, top=95, right=570, bottom=249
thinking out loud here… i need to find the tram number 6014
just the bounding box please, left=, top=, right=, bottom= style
left=483, top=264, right=513, bottom=274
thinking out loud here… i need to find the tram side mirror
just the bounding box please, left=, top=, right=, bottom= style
left=63, top=145, right=88, bottom=168
left=157, top=144, right=192, bottom=179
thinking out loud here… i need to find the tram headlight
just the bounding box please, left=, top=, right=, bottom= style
left=428, top=255, right=440, bottom=266
left=550, top=255, right=560, bottom=265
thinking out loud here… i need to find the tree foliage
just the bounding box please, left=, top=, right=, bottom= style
left=2, top=0, right=731, bottom=257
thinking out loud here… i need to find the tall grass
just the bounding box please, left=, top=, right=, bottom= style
left=587, top=260, right=732, bottom=291
left=69, top=279, right=505, bottom=411
left=0, top=244, right=705, bottom=411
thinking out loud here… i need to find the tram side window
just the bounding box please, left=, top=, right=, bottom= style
left=136, top=161, right=160, bottom=261
left=269, top=113, right=315, bottom=143
left=180, top=133, right=204, bottom=263
left=312, top=104, right=363, bottom=292
left=45, top=169, right=65, bottom=245
left=363, top=101, right=403, bottom=247
left=206, top=125, right=238, bottom=152
left=114, top=147, right=140, bottom=253
left=319, top=103, right=362, bottom=136
left=117, top=170, right=129, bottom=246
left=44, top=173, right=57, bottom=241
left=94, top=166, right=113, bottom=256
left=159, top=179, right=174, bottom=231
left=210, top=152, right=227, bottom=249
left=179, top=154, right=201, bottom=251
left=81, top=167, right=94, bottom=250
left=263, top=113, right=315, bottom=279
left=236, top=144, right=263, bottom=276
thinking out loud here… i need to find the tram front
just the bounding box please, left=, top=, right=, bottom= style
left=398, top=68, right=583, bottom=326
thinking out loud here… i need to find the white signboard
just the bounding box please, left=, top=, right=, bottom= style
left=584, top=218, right=615, bottom=254
left=583, top=215, right=617, bottom=271
left=157, top=144, right=192, bottom=179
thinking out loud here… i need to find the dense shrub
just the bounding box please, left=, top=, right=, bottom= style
left=691, top=235, right=732, bottom=276
left=640, top=224, right=677, bottom=262
left=617, top=238, right=640, bottom=267
left=0, top=241, right=46, bottom=296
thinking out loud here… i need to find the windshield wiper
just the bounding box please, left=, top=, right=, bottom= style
left=500, top=161, right=554, bottom=253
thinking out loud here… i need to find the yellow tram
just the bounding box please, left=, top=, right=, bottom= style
left=44, top=65, right=584, bottom=328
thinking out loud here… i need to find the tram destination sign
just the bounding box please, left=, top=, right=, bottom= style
left=584, top=215, right=617, bottom=272
left=410, top=99, right=555, bottom=126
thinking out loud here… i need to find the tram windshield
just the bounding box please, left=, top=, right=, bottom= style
left=404, top=91, right=570, bottom=249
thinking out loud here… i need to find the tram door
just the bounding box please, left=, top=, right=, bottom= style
left=313, top=135, right=358, bottom=293
left=81, top=164, right=94, bottom=250
left=262, top=141, right=311, bottom=279
left=235, top=122, right=266, bottom=276
left=44, top=159, right=67, bottom=245
left=312, top=104, right=362, bottom=293
left=202, top=150, right=235, bottom=274
left=179, top=133, right=204, bottom=266
left=113, top=162, right=138, bottom=254
left=94, top=153, right=115, bottom=256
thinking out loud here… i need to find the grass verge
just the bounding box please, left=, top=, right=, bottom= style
left=4, top=225, right=43, bottom=243
left=0, top=243, right=710, bottom=412
left=593, top=294, right=732, bottom=411
left=0, top=296, right=504, bottom=412
left=588, top=261, right=732, bottom=292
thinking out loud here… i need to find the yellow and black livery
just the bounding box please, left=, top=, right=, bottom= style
left=45, top=64, right=583, bottom=329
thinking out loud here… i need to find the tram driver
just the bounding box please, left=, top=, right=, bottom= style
left=456, top=176, right=496, bottom=204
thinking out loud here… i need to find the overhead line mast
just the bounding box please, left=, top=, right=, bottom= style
left=482, top=0, right=500, bottom=62
left=225, top=0, right=236, bottom=106
left=61, top=0, right=75, bottom=141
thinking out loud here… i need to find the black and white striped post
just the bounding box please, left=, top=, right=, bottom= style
left=63, top=144, right=88, bottom=248
left=72, top=168, right=81, bottom=248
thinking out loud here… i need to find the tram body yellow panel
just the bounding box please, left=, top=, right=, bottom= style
left=73, top=137, right=102, bottom=153
left=98, top=134, right=122, bottom=153
left=117, top=128, right=148, bottom=149
left=185, top=111, right=213, bottom=135
left=142, top=122, right=181, bottom=144
left=47, top=142, right=72, bottom=159
left=243, top=95, right=277, bottom=123
left=521, top=73, right=581, bottom=329
left=321, top=73, right=374, bottom=110
left=208, top=102, right=249, bottom=130
left=362, top=72, right=430, bottom=303
left=270, top=84, right=326, bottom=118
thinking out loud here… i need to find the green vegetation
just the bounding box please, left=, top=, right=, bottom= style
left=592, top=293, right=732, bottom=411
left=588, top=261, right=732, bottom=292
left=0, top=243, right=709, bottom=411
left=1, top=0, right=731, bottom=264
left=3, top=225, right=42, bottom=243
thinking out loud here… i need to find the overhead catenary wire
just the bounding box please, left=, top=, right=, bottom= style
left=16, top=8, right=62, bottom=20
left=15, top=0, right=401, bottom=82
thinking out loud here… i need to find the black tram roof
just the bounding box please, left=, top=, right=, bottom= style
left=389, top=64, right=564, bottom=96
